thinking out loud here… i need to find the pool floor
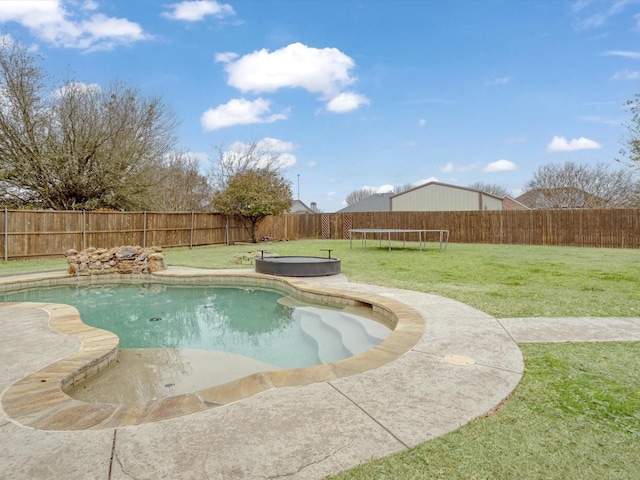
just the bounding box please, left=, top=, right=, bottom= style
left=68, top=348, right=281, bottom=403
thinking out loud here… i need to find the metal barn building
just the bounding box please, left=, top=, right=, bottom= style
left=391, top=181, right=503, bottom=211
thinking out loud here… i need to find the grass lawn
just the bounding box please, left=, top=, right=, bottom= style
left=2, top=240, right=639, bottom=478
left=330, top=342, right=640, bottom=480
left=159, top=240, right=640, bottom=318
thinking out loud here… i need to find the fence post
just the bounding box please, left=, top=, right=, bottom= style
left=4, top=208, right=7, bottom=261
left=143, top=211, right=147, bottom=248
left=190, top=211, right=194, bottom=249
left=285, top=214, right=288, bottom=240
left=82, top=210, right=86, bottom=250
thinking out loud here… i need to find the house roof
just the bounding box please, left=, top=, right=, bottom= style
left=516, top=188, right=611, bottom=209
left=391, top=181, right=504, bottom=201
left=503, top=196, right=531, bottom=210
left=289, top=199, right=314, bottom=213
left=336, top=192, right=393, bottom=213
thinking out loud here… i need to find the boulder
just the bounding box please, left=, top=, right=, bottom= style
left=65, top=245, right=166, bottom=276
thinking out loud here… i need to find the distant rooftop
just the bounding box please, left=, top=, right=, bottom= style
left=336, top=193, right=393, bottom=213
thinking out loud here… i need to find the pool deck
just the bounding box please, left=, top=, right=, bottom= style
left=2, top=268, right=640, bottom=480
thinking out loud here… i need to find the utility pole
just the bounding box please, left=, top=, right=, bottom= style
left=297, top=174, right=300, bottom=200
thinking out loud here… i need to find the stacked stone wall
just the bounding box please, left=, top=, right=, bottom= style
left=65, top=246, right=166, bottom=276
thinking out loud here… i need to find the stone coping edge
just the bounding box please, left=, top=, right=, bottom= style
left=1, top=270, right=425, bottom=431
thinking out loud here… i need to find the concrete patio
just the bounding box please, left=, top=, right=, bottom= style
left=1, top=269, right=639, bottom=479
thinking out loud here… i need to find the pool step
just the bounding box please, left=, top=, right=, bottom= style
left=297, top=311, right=350, bottom=363
left=337, top=309, right=391, bottom=344
left=296, top=307, right=389, bottom=364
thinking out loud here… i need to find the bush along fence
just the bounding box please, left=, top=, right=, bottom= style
left=2, top=208, right=639, bottom=260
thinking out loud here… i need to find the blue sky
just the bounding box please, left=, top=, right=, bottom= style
left=0, top=0, right=639, bottom=212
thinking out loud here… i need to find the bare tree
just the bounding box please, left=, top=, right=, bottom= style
left=524, top=161, right=637, bottom=208
left=394, top=182, right=415, bottom=194
left=345, top=183, right=416, bottom=205
left=468, top=181, right=509, bottom=198
left=619, top=94, right=640, bottom=167
left=209, top=140, right=291, bottom=193
left=150, top=152, right=213, bottom=211
left=345, top=187, right=377, bottom=205
left=0, top=39, right=179, bottom=210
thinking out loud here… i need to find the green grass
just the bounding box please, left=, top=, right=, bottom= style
left=161, top=240, right=640, bottom=318
left=2, top=240, right=639, bottom=478
left=329, top=342, right=640, bottom=480
left=0, top=257, right=68, bottom=275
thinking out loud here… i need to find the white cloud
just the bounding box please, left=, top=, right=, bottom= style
left=79, top=1, right=100, bottom=12
left=188, top=151, right=210, bottom=166
left=0, top=1, right=64, bottom=25
left=257, top=137, right=293, bottom=152
left=418, top=119, right=426, bottom=127
left=485, top=76, right=512, bottom=86
left=377, top=184, right=395, bottom=193
left=215, top=51, right=238, bottom=63
left=326, top=92, right=370, bottom=113
left=441, top=162, right=454, bottom=173
left=573, top=0, right=634, bottom=30
left=276, top=153, right=296, bottom=168
left=222, top=42, right=356, bottom=95
left=162, top=1, right=235, bottom=21
left=218, top=42, right=367, bottom=112
left=611, top=69, right=640, bottom=80
left=511, top=187, right=524, bottom=197
left=546, top=136, right=602, bottom=152
left=412, top=177, right=438, bottom=187
left=256, top=137, right=297, bottom=167
left=482, top=159, right=518, bottom=172
left=440, top=162, right=480, bottom=173
left=602, top=50, right=640, bottom=60
left=222, top=138, right=297, bottom=170
left=0, top=0, right=149, bottom=51
left=442, top=160, right=515, bottom=175
left=359, top=178, right=438, bottom=195
left=53, top=81, right=101, bottom=98
left=360, top=184, right=394, bottom=194
left=200, top=98, right=288, bottom=130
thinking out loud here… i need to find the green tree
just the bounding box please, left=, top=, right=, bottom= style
left=0, top=39, right=179, bottom=210
left=212, top=168, right=292, bottom=242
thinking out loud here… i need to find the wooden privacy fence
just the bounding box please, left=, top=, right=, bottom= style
left=2, top=208, right=639, bottom=260
left=1, top=209, right=252, bottom=260
left=257, top=209, right=640, bottom=249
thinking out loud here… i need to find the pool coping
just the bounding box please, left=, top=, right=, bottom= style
left=1, top=269, right=425, bottom=430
